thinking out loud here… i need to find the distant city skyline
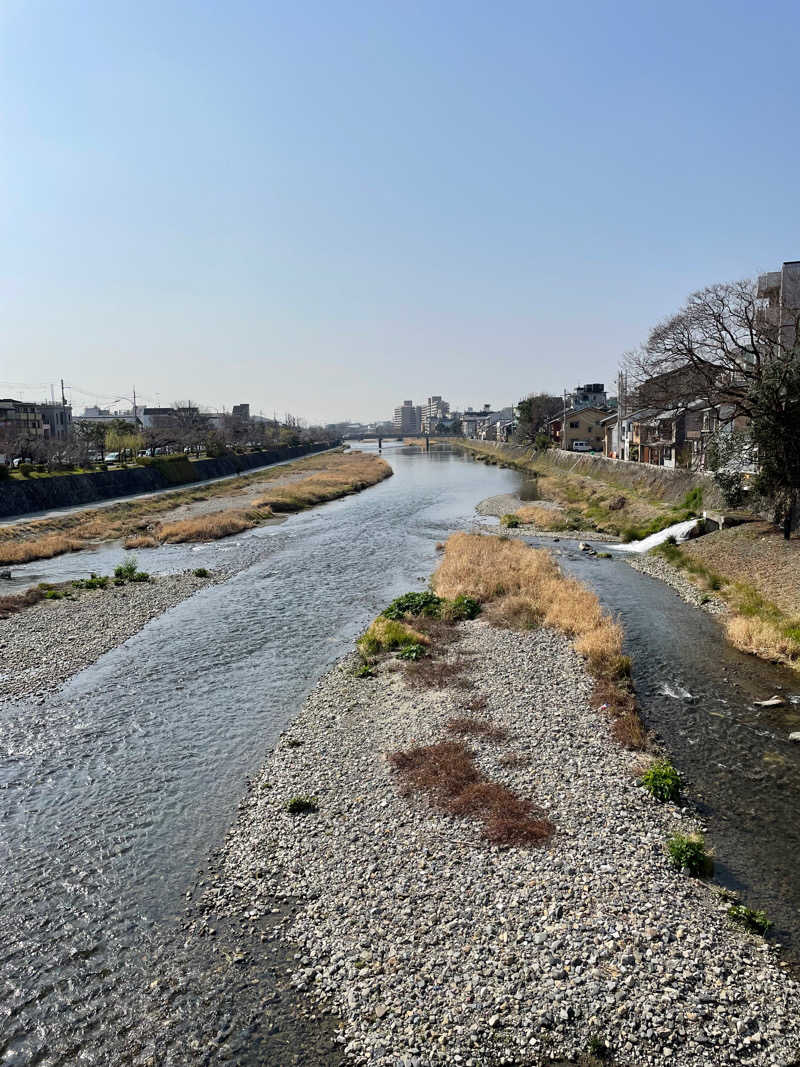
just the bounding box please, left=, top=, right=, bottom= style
left=3, top=2, right=799, bottom=425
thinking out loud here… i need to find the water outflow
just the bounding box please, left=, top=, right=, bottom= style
left=612, top=516, right=699, bottom=553
left=0, top=444, right=522, bottom=1065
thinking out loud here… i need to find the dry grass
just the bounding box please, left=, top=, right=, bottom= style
left=0, top=449, right=390, bottom=565
left=433, top=533, right=624, bottom=678
left=123, top=534, right=160, bottom=549
left=388, top=740, right=553, bottom=848
left=433, top=533, right=648, bottom=750
left=254, top=453, right=391, bottom=512
left=157, top=508, right=269, bottom=544
left=514, top=504, right=566, bottom=530
left=592, top=678, right=649, bottom=751
left=0, top=534, right=84, bottom=566
left=484, top=594, right=543, bottom=630
left=681, top=521, right=800, bottom=617
left=433, top=532, right=560, bottom=603
left=0, top=586, right=45, bottom=619
left=726, top=616, right=800, bottom=664
left=446, top=717, right=508, bottom=741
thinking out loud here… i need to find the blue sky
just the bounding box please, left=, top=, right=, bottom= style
left=2, top=0, right=798, bottom=423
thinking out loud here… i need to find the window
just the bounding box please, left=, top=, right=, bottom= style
left=569, top=420, right=579, bottom=428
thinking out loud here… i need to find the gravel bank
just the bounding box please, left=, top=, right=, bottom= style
left=626, top=553, right=726, bottom=616
left=0, top=570, right=217, bottom=700
left=181, top=621, right=800, bottom=1066
left=476, top=494, right=610, bottom=544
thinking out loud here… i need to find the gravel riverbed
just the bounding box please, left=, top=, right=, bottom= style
left=175, top=621, right=800, bottom=1066
left=625, top=554, right=726, bottom=616
left=0, top=570, right=218, bottom=701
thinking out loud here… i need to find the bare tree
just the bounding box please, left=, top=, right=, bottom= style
left=625, top=278, right=798, bottom=418
left=627, top=278, right=800, bottom=536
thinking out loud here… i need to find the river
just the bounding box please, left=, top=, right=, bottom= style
left=1, top=442, right=799, bottom=1064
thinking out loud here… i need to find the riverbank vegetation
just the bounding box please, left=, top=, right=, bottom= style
left=450, top=439, right=706, bottom=541
left=0, top=451, right=391, bottom=564
left=430, top=533, right=646, bottom=749
left=653, top=535, right=800, bottom=669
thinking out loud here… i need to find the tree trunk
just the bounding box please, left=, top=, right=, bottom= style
left=784, top=496, right=796, bottom=541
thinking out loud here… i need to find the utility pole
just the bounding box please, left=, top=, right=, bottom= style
left=60, top=378, right=67, bottom=407
left=132, top=386, right=137, bottom=422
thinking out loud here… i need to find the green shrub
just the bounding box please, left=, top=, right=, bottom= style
left=382, top=591, right=443, bottom=619
left=114, top=557, right=139, bottom=581
left=19, top=463, right=34, bottom=478
left=193, top=567, right=211, bottom=578
left=682, top=486, right=704, bottom=513
left=441, top=594, right=481, bottom=622
left=72, top=574, right=109, bottom=590
left=640, top=759, right=681, bottom=803
left=354, top=661, right=374, bottom=678
left=286, top=796, right=319, bottom=815
left=727, top=903, right=772, bottom=937
left=586, top=1035, right=611, bottom=1059
left=397, top=642, right=427, bottom=661
left=43, top=589, right=65, bottom=600
left=500, top=513, right=520, bottom=528
left=666, top=833, right=713, bottom=876
left=130, top=571, right=150, bottom=583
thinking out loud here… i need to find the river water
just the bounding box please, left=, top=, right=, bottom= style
left=1, top=443, right=799, bottom=1064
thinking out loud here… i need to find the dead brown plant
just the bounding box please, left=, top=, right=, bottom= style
left=0, top=586, right=45, bottom=619
left=446, top=717, right=509, bottom=742
left=388, top=740, right=553, bottom=848
left=403, top=656, right=474, bottom=689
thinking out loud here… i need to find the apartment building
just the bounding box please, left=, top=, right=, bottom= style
left=570, top=383, right=608, bottom=410
left=420, top=396, right=450, bottom=433
left=0, top=398, right=44, bottom=438
left=393, top=400, right=422, bottom=434
left=757, top=260, right=800, bottom=348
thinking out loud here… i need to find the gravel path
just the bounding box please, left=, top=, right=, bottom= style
left=626, top=553, right=727, bottom=616
left=182, top=621, right=800, bottom=1066
left=0, top=571, right=217, bottom=701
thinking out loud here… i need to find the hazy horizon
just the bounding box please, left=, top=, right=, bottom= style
left=3, top=1, right=799, bottom=424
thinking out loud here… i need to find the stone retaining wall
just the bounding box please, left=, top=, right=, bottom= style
left=0, top=442, right=337, bottom=519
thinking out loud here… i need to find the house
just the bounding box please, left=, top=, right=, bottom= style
left=547, top=406, right=607, bottom=451
left=600, top=412, right=618, bottom=458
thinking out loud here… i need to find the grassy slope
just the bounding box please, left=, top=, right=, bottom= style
left=448, top=439, right=700, bottom=540
left=654, top=530, right=800, bottom=669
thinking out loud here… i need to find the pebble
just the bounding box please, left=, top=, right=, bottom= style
left=183, top=619, right=800, bottom=1066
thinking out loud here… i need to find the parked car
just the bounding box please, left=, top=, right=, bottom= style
left=571, top=441, right=592, bottom=452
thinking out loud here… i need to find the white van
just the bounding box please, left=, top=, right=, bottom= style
left=571, top=440, right=592, bottom=452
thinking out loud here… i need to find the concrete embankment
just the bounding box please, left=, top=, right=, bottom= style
left=0, top=441, right=337, bottom=520
left=166, top=620, right=800, bottom=1067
